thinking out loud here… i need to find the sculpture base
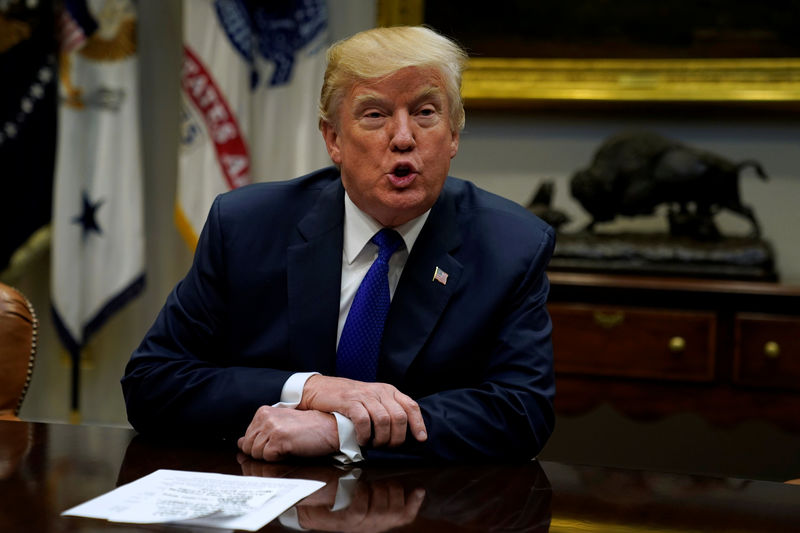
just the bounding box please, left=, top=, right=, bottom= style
left=550, top=232, right=778, bottom=281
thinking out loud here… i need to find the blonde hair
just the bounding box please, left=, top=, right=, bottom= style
left=319, top=26, right=467, bottom=132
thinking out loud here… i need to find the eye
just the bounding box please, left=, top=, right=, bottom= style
left=415, top=103, right=440, bottom=121
left=356, top=107, right=386, bottom=129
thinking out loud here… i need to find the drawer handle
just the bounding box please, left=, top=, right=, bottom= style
left=669, top=336, right=686, bottom=354
left=593, top=311, right=625, bottom=329
left=764, top=341, right=781, bottom=359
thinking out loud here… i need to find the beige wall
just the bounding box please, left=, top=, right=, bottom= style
left=453, top=111, right=800, bottom=281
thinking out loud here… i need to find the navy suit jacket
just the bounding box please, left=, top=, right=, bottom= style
left=122, top=167, right=556, bottom=461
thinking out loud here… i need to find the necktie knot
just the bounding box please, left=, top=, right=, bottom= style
left=371, top=228, right=403, bottom=264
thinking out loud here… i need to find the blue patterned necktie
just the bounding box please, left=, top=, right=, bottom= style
left=336, top=228, right=404, bottom=381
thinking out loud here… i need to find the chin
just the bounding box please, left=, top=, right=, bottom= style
left=385, top=192, right=429, bottom=212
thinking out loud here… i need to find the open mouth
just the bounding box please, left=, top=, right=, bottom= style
left=393, top=165, right=412, bottom=177
left=388, top=163, right=417, bottom=187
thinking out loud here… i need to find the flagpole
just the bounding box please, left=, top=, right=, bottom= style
left=69, top=347, right=81, bottom=424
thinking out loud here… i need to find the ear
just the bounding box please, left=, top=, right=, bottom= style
left=320, top=121, right=342, bottom=165
left=449, top=129, right=460, bottom=159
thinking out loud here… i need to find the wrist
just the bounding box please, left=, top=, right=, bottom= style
left=297, top=374, right=321, bottom=410
left=324, top=412, right=340, bottom=451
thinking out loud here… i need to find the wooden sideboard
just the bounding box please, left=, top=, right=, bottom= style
left=547, top=271, right=800, bottom=432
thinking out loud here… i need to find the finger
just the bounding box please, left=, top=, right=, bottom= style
left=248, top=433, right=265, bottom=460
left=238, top=431, right=254, bottom=456
left=382, top=401, right=409, bottom=447
left=259, top=439, right=283, bottom=462
left=395, top=392, right=427, bottom=441
left=362, top=398, right=392, bottom=446
left=346, top=403, right=373, bottom=446
left=239, top=405, right=271, bottom=456
left=253, top=426, right=279, bottom=460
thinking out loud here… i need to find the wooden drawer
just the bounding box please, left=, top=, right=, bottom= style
left=550, top=303, right=716, bottom=381
left=734, top=314, right=800, bottom=389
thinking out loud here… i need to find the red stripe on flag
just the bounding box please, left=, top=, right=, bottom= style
left=181, top=45, right=251, bottom=190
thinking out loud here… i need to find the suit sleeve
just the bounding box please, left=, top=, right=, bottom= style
left=370, top=225, right=556, bottom=462
left=121, top=196, right=293, bottom=439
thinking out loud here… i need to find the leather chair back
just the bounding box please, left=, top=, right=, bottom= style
left=0, top=283, right=37, bottom=420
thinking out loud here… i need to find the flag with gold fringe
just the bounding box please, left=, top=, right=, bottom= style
left=51, top=0, right=145, bottom=412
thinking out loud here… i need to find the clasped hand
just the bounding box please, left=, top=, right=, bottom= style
left=238, top=375, right=427, bottom=460
left=299, top=375, right=427, bottom=447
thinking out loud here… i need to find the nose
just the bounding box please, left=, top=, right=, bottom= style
left=390, top=111, right=415, bottom=152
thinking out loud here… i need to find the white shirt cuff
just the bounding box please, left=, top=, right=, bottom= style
left=273, top=372, right=364, bottom=463
left=332, top=412, right=364, bottom=464
left=275, top=372, right=319, bottom=407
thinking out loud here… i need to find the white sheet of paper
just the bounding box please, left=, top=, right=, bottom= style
left=62, top=469, right=325, bottom=531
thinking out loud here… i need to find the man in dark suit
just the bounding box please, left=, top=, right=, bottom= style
left=122, top=26, right=556, bottom=462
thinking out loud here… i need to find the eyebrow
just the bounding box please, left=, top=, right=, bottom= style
left=352, top=93, right=390, bottom=112
left=413, top=86, right=444, bottom=106
left=351, top=86, right=444, bottom=113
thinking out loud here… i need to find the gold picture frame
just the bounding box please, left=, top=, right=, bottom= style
left=377, top=0, right=800, bottom=108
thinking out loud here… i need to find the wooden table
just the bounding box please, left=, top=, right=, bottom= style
left=1, top=420, right=799, bottom=532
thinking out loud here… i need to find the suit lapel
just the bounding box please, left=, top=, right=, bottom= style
left=380, top=187, right=463, bottom=382
left=287, top=180, right=345, bottom=375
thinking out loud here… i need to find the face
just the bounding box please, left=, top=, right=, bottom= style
left=321, top=66, right=460, bottom=227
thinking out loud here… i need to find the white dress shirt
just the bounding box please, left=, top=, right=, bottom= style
left=274, top=191, right=429, bottom=462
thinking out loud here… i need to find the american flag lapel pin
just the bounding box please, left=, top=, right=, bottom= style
left=432, top=266, right=448, bottom=285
